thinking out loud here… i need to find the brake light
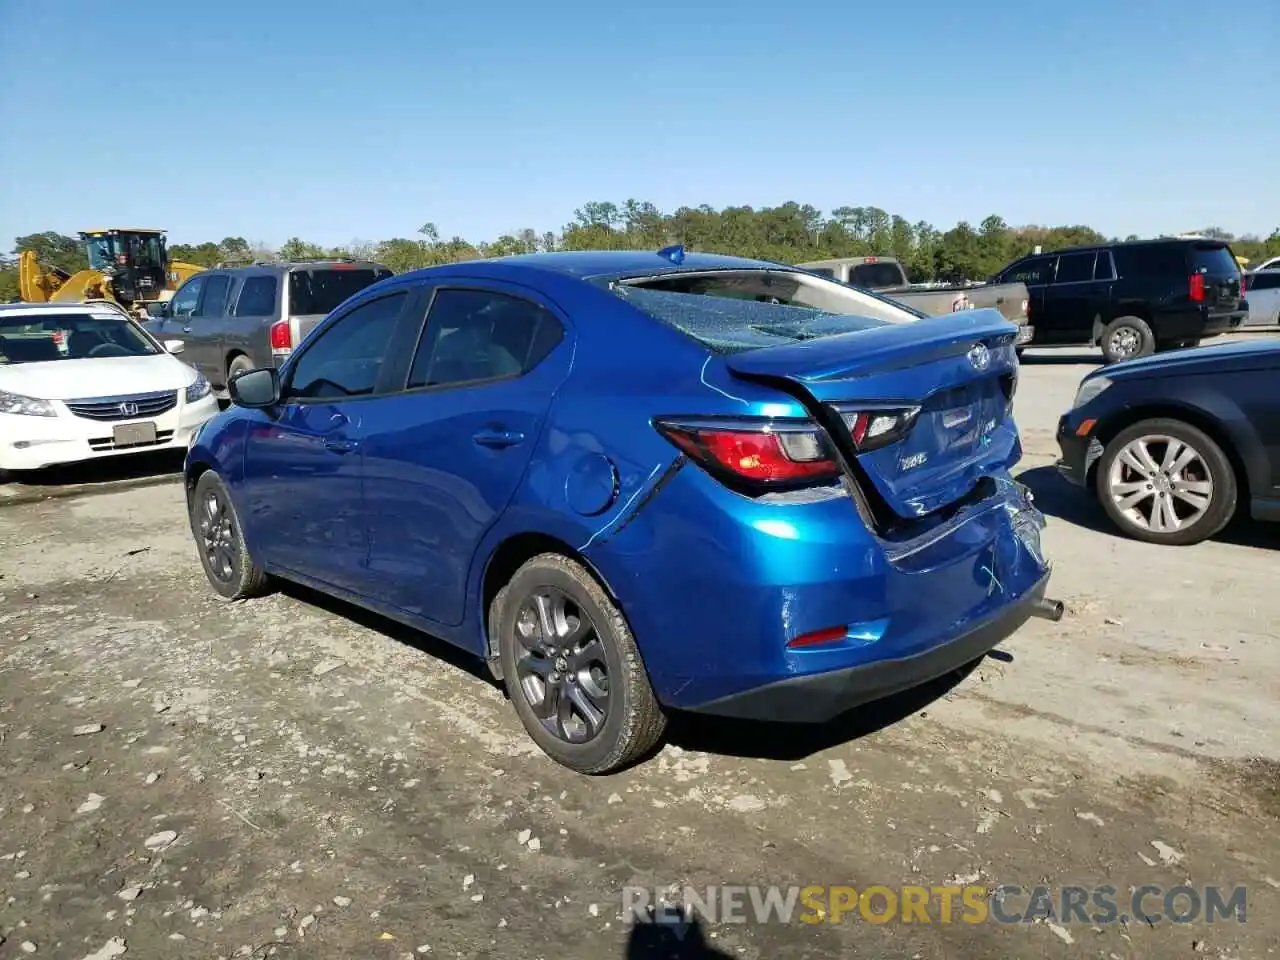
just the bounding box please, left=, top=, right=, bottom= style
left=1189, top=273, right=1205, bottom=303
left=269, top=319, right=292, bottom=353
left=654, top=418, right=839, bottom=487
left=1240, top=273, right=1246, bottom=296
left=833, top=406, right=921, bottom=453
left=864, top=256, right=878, bottom=264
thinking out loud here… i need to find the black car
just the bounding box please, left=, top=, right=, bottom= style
left=1056, top=339, right=1280, bottom=545
left=995, top=238, right=1247, bottom=364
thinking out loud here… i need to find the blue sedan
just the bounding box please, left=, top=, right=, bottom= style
left=184, top=249, right=1059, bottom=773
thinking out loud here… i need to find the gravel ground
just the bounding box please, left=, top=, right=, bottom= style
left=2, top=342, right=1278, bottom=959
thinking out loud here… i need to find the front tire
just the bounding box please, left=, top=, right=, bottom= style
left=1096, top=419, right=1236, bottom=545
left=189, top=471, right=272, bottom=599
left=495, top=553, right=666, bottom=774
left=226, top=353, right=255, bottom=388
left=1100, top=316, right=1155, bottom=364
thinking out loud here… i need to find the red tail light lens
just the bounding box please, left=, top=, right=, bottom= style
left=654, top=418, right=840, bottom=488
left=1189, top=273, right=1206, bottom=303
left=1240, top=273, right=1247, bottom=296
left=832, top=406, right=922, bottom=453
left=269, top=319, right=292, bottom=352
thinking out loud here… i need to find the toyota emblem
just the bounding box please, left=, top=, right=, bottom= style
left=967, top=343, right=991, bottom=371
left=119, top=400, right=139, bottom=417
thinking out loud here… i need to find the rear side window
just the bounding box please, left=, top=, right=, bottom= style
left=1001, top=257, right=1053, bottom=285
left=1053, top=253, right=1095, bottom=284
left=1189, top=244, right=1239, bottom=277
left=233, top=276, right=278, bottom=317
left=286, top=293, right=406, bottom=399
left=848, top=262, right=905, bottom=289
left=1114, top=244, right=1187, bottom=278
left=1248, top=271, right=1280, bottom=291
left=196, top=275, right=231, bottom=317
left=288, top=267, right=394, bottom=316
left=408, top=289, right=563, bottom=389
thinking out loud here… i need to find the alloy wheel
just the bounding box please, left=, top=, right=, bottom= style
left=513, top=588, right=610, bottom=744
left=1108, top=326, right=1141, bottom=359
left=199, top=489, right=239, bottom=583
left=1106, top=434, right=1214, bottom=534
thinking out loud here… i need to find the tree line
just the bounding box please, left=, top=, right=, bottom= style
left=5, top=200, right=1279, bottom=302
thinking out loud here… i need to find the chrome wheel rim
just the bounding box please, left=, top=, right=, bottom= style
left=513, top=588, right=610, bottom=744
left=1108, top=326, right=1141, bottom=358
left=199, top=489, right=238, bottom=582
left=1107, top=435, right=1213, bottom=534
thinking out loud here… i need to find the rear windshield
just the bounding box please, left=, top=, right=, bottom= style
left=0, top=311, right=159, bottom=364
left=288, top=267, right=393, bottom=316
left=1189, top=244, right=1239, bottom=277
left=849, top=262, right=906, bottom=289
left=612, top=285, right=889, bottom=355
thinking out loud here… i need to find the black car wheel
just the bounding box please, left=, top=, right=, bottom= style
left=190, top=471, right=272, bottom=599
left=494, top=553, right=666, bottom=774
left=1096, top=418, right=1237, bottom=546
left=226, top=354, right=255, bottom=388
left=1100, top=316, right=1155, bottom=364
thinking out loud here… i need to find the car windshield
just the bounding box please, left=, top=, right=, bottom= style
left=0, top=311, right=160, bottom=364
left=612, top=283, right=894, bottom=355
left=288, top=267, right=393, bottom=315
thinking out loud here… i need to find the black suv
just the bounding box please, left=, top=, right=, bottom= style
left=994, top=238, right=1247, bottom=364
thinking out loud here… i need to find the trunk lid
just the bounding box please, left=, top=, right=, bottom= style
left=725, top=310, right=1019, bottom=518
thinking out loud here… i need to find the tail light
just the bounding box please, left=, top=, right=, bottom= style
left=831, top=405, right=921, bottom=453
left=1240, top=273, right=1247, bottom=296
left=654, top=417, right=840, bottom=488
left=269, top=319, right=293, bottom=355
left=1189, top=273, right=1206, bottom=303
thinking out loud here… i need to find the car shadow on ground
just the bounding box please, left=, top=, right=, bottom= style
left=624, top=908, right=735, bottom=959
left=1, top=451, right=185, bottom=491
left=278, top=580, right=988, bottom=764
left=1018, top=464, right=1280, bottom=550
left=1018, top=349, right=1101, bottom=366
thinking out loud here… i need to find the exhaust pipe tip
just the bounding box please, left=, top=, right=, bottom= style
left=1030, top=597, right=1065, bottom=622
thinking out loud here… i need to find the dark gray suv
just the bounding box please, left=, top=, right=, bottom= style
left=144, top=259, right=393, bottom=396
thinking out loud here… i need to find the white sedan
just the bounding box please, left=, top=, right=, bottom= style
left=0, top=302, right=219, bottom=480
left=1243, top=270, right=1280, bottom=328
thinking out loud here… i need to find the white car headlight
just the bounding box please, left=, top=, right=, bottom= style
left=0, top=388, right=56, bottom=417
left=1072, top=376, right=1112, bottom=409
left=185, top=373, right=211, bottom=403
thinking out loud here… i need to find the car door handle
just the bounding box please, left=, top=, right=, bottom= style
left=323, top=437, right=359, bottom=454
left=182, top=326, right=192, bottom=333
left=472, top=428, right=526, bottom=449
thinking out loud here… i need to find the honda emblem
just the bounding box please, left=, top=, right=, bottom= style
left=119, top=400, right=139, bottom=417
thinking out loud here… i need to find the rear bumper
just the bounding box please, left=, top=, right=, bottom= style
left=688, top=569, right=1052, bottom=722
left=1201, top=309, right=1246, bottom=337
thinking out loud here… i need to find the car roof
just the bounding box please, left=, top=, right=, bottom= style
left=398, top=249, right=785, bottom=283
left=208, top=259, right=390, bottom=274
left=1021, top=237, right=1231, bottom=260
left=0, top=302, right=112, bottom=318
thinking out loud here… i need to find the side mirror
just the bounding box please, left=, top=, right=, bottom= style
left=164, top=339, right=185, bottom=354
left=228, top=367, right=281, bottom=408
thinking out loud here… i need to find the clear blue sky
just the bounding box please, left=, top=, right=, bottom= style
left=1, top=0, right=1276, bottom=249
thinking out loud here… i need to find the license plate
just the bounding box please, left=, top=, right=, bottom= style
left=1015, top=326, right=1033, bottom=344
left=113, top=421, right=157, bottom=447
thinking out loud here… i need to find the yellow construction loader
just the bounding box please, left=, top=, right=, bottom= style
left=18, top=228, right=205, bottom=318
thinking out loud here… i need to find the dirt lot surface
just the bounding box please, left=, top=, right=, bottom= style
left=2, top=343, right=1278, bottom=959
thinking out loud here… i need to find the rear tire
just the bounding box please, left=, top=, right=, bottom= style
left=189, top=471, right=272, bottom=599
left=1100, top=316, right=1155, bottom=364
left=1095, top=418, right=1236, bottom=546
left=0, top=469, right=11, bottom=485
left=226, top=353, right=254, bottom=388
left=495, top=553, right=666, bottom=774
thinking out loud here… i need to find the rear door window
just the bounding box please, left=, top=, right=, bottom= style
left=286, top=293, right=407, bottom=400
left=288, top=266, right=394, bottom=316
left=1248, top=271, right=1280, bottom=290
left=408, top=289, right=564, bottom=389
left=233, top=276, right=278, bottom=317
left=1093, top=250, right=1116, bottom=281
left=1114, top=244, right=1187, bottom=278
left=1053, top=253, right=1095, bottom=284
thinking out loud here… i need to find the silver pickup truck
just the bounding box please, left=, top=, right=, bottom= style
left=798, top=256, right=1033, bottom=345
